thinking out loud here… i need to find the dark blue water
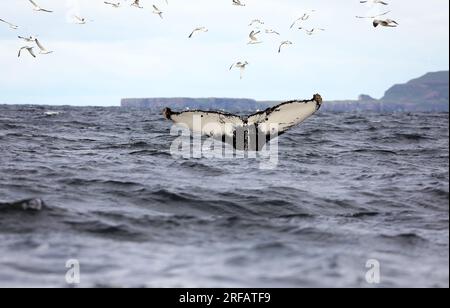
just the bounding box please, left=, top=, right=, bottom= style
left=0, top=105, right=448, bottom=287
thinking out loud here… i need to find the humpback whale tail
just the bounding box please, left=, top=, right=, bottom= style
left=163, top=94, right=323, bottom=151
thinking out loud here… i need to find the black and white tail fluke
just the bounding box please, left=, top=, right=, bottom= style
left=163, top=94, right=323, bottom=151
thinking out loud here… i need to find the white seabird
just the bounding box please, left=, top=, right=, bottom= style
left=299, top=27, right=325, bottom=35
left=248, top=30, right=262, bottom=44
left=131, top=0, right=143, bottom=9
left=249, top=19, right=264, bottom=27
left=290, top=11, right=316, bottom=29
left=0, top=18, right=18, bottom=30
left=232, top=0, right=246, bottom=7
left=373, top=19, right=398, bottom=27
left=265, top=29, right=280, bottom=35
left=229, top=61, right=249, bottom=80
left=73, top=16, right=91, bottom=25
left=278, top=40, right=293, bottom=53
left=360, top=0, right=389, bottom=5
left=104, top=2, right=121, bottom=8
left=189, top=27, right=208, bottom=38
left=152, top=5, right=163, bottom=19
left=28, top=0, right=53, bottom=13
left=18, top=46, right=36, bottom=58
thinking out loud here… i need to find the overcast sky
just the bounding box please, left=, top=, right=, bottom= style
left=0, top=0, right=448, bottom=106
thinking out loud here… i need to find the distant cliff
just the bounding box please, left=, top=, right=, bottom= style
left=382, top=71, right=449, bottom=104
left=323, top=71, right=449, bottom=112
left=121, top=71, right=449, bottom=112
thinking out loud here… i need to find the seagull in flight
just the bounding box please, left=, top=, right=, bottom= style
left=290, top=11, right=316, bottom=29
left=104, top=2, right=121, bottom=8
left=373, top=19, right=398, bottom=27
left=232, top=0, right=246, bottom=6
left=265, top=29, right=280, bottom=35
left=299, top=27, right=325, bottom=35
left=248, top=30, right=262, bottom=44
left=73, top=16, right=92, bottom=24
left=34, top=38, right=53, bottom=54
left=18, top=35, right=37, bottom=42
left=18, top=46, right=36, bottom=58
left=152, top=5, right=163, bottom=19
left=0, top=18, right=18, bottom=30
left=189, top=27, right=208, bottom=38
left=131, top=0, right=143, bottom=9
left=360, top=0, right=389, bottom=5
left=249, top=19, right=264, bottom=27
left=28, top=0, right=53, bottom=13
left=278, top=41, right=293, bottom=53
left=230, top=61, right=249, bottom=79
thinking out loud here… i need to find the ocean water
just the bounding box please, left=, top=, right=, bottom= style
left=0, top=105, right=448, bottom=288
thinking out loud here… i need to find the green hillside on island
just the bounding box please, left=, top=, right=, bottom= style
left=121, top=71, right=449, bottom=112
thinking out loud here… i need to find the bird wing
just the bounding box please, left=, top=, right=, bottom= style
left=34, top=38, right=46, bottom=51
left=164, top=109, right=244, bottom=139
left=1, top=19, right=17, bottom=28
left=189, top=28, right=201, bottom=38
left=249, top=30, right=260, bottom=41
left=247, top=94, right=322, bottom=137
left=289, top=20, right=298, bottom=29
left=28, top=0, right=39, bottom=8
left=28, top=48, right=36, bottom=58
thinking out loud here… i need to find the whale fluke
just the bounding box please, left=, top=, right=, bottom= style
left=163, top=94, right=323, bottom=151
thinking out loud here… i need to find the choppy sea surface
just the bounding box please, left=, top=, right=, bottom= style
left=0, top=105, right=448, bottom=288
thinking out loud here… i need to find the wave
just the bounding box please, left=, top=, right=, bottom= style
left=379, top=233, right=428, bottom=246
left=63, top=218, right=145, bottom=241
left=371, top=133, right=430, bottom=142
left=129, top=149, right=172, bottom=157
left=344, top=149, right=398, bottom=155
left=177, top=160, right=226, bottom=175
left=59, top=178, right=143, bottom=188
